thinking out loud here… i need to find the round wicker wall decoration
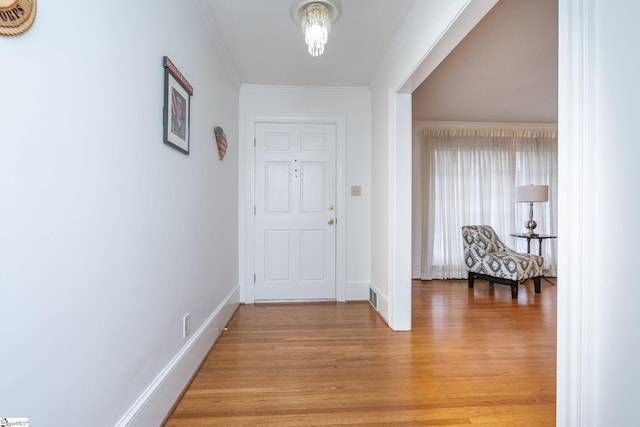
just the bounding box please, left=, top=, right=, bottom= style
left=0, top=0, right=36, bottom=36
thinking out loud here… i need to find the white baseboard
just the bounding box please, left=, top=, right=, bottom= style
left=115, top=286, right=241, bottom=427
left=377, top=292, right=390, bottom=324
left=412, top=264, right=421, bottom=279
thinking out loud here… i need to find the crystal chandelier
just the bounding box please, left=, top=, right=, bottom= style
left=290, top=0, right=342, bottom=57
left=302, top=3, right=330, bottom=56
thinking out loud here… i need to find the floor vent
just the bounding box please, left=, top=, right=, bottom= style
left=369, top=288, right=378, bottom=310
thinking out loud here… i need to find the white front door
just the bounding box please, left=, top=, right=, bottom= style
left=254, top=122, right=337, bottom=301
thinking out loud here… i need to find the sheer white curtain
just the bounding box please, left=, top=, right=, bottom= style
left=417, top=129, right=557, bottom=280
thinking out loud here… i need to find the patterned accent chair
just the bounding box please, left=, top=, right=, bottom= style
left=462, top=225, right=544, bottom=299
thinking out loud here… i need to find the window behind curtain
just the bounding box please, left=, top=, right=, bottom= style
left=417, top=129, right=557, bottom=280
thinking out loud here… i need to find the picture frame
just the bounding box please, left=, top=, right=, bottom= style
left=163, top=56, right=193, bottom=154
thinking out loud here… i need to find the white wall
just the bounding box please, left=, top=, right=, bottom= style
left=238, top=85, right=372, bottom=302
left=369, top=0, right=498, bottom=330
left=0, top=1, right=240, bottom=425
left=557, top=0, right=640, bottom=425
left=591, top=2, right=640, bottom=419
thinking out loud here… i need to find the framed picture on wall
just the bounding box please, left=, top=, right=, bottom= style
left=163, top=56, right=193, bottom=154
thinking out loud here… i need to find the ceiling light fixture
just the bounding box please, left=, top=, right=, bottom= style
left=290, top=0, right=342, bottom=57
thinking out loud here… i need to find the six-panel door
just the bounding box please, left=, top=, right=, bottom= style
left=254, top=122, right=337, bottom=301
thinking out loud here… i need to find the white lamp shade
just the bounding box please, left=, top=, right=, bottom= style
left=515, top=185, right=548, bottom=202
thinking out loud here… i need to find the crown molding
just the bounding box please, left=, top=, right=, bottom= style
left=194, top=0, right=241, bottom=91
left=413, top=120, right=558, bottom=132
left=240, top=84, right=369, bottom=96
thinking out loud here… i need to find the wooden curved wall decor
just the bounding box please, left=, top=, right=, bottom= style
left=214, top=126, right=227, bottom=161
left=0, top=0, right=37, bottom=36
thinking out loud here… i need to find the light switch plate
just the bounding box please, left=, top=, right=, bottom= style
left=351, top=186, right=362, bottom=196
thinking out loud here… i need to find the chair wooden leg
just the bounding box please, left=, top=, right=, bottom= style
left=468, top=272, right=475, bottom=289
left=534, top=277, right=541, bottom=293
left=511, top=281, right=518, bottom=299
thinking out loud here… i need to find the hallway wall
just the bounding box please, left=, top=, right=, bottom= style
left=0, top=1, right=240, bottom=425
left=238, top=85, right=372, bottom=302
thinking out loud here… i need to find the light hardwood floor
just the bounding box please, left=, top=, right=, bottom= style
left=164, top=279, right=556, bottom=426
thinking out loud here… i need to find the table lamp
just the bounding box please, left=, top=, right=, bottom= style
left=515, top=185, right=548, bottom=235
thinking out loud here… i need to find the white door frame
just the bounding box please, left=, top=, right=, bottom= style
left=556, top=0, right=594, bottom=424
left=241, top=113, right=347, bottom=304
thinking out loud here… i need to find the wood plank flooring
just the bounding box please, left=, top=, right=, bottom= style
left=164, top=279, right=556, bottom=426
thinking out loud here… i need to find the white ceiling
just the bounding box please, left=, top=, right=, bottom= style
left=203, top=0, right=414, bottom=86
left=203, top=0, right=558, bottom=123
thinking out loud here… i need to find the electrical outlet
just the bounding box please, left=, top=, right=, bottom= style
left=183, top=313, right=191, bottom=338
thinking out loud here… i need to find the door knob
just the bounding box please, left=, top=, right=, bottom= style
left=328, top=218, right=335, bottom=225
